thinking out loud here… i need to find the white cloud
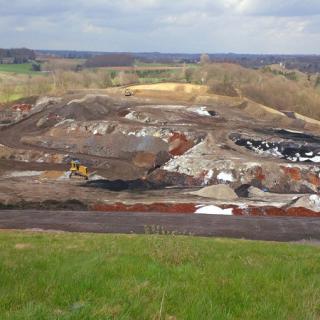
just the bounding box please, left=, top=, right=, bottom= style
left=15, top=26, right=25, bottom=32
left=0, top=0, right=319, bottom=53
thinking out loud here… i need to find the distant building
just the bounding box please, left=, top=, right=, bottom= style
left=279, top=62, right=286, bottom=69
left=0, top=57, right=15, bottom=64
left=0, top=48, right=36, bottom=64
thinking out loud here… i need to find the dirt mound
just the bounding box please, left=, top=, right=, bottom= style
left=247, top=186, right=267, bottom=198
left=45, top=94, right=132, bottom=123
left=128, top=83, right=209, bottom=102
left=290, top=195, right=320, bottom=212
left=129, top=83, right=208, bottom=95
left=132, top=152, right=156, bottom=168
left=290, top=112, right=320, bottom=127
left=190, top=184, right=238, bottom=200
left=59, top=95, right=115, bottom=121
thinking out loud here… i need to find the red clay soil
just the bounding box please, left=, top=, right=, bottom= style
left=91, top=202, right=320, bottom=217
left=232, top=206, right=320, bottom=217
left=169, top=132, right=194, bottom=156
left=308, top=173, right=320, bottom=187
left=280, top=167, right=320, bottom=188
left=286, top=207, right=320, bottom=217
left=12, top=104, right=32, bottom=112
left=133, top=152, right=156, bottom=168
left=255, top=167, right=266, bottom=181
left=281, top=166, right=302, bottom=181
left=91, top=202, right=197, bottom=214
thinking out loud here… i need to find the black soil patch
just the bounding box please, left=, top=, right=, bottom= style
left=256, top=128, right=320, bottom=144
left=0, top=199, right=88, bottom=211
left=85, top=179, right=165, bottom=192
left=235, top=184, right=251, bottom=198
left=208, top=111, right=218, bottom=117
left=230, top=132, right=320, bottom=163
left=275, top=129, right=320, bottom=144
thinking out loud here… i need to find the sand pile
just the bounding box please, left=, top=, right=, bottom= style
left=190, top=184, right=238, bottom=200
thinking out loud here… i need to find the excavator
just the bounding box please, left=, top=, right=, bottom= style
left=69, top=160, right=89, bottom=180
left=124, top=88, right=133, bottom=96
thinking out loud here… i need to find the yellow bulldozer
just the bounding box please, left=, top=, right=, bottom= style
left=69, top=160, right=89, bottom=180
left=124, top=88, right=133, bottom=96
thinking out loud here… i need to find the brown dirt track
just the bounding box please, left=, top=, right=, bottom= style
left=0, top=210, right=319, bottom=242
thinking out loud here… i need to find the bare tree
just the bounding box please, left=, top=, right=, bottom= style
left=95, top=70, right=113, bottom=88
left=115, top=72, right=139, bottom=86
left=200, top=53, right=210, bottom=65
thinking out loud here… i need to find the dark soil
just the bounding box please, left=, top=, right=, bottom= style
left=85, top=179, right=165, bottom=192
left=0, top=210, right=319, bottom=241
left=0, top=199, right=88, bottom=211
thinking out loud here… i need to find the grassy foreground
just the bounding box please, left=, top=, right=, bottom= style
left=0, top=232, right=319, bottom=320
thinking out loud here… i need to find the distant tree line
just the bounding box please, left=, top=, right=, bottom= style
left=35, top=50, right=320, bottom=73
left=84, top=54, right=135, bottom=68
left=0, top=48, right=36, bottom=64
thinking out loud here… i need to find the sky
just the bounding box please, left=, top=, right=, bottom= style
left=0, top=0, right=319, bottom=54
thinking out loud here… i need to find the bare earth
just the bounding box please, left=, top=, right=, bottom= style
left=0, top=210, right=319, bottom=242
left=0, top=84, right=319, bottom=239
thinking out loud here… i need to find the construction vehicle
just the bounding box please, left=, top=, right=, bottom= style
left=124, top=88, right=133, bottom=96
left=69, top=160, right=89, bottom=180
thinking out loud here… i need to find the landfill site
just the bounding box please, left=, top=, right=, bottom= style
left=0, top=83, right=320, bottom=241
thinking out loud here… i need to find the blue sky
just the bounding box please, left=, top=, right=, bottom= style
left=0, top=0, right=319, bottom=53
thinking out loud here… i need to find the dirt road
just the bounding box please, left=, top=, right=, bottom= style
left=0, top=210, right=319, bottom=242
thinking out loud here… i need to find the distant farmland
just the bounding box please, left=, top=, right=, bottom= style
left=98, top=65, right=183, bottom=71
left=0, top=63, right=38, bottom=75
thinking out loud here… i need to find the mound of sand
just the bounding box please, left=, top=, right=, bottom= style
left=129, top=83, right=208, bottom=95
left=190, top=184, right=238, bottom=200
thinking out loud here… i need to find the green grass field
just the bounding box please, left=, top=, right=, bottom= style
left=0, top=232, right=319, bottom=319
left=0, top=93, right=23, bottom=104
left=134, top=61, right=180, bottom=67
left=0, top=63, right=38, bottom=75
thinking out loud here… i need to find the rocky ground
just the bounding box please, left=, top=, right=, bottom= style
left=0, top=83, right=319, bottom=216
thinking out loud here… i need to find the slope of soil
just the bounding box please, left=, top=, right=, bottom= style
left=0, top=86, right=319, bottom=215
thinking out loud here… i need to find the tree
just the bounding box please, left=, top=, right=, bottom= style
left=184, top=68, right=194, bottom=83
left=200, top=53, right=210, bottom=65
left=31, top=62, right=41, bottom=72
left=315, top=74, right=320, bottom=88
left=96, top=70, right=112, bottom=88
left=85, top=54, right=135, bottom=68
left=115, top=72, right=139, bottom=86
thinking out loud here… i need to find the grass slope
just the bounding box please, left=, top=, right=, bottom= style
left=0, top=93, right=23, bottom=104
left=0, top=232, right=319, bottom=319
left=0, top=63, right=38, bottom=75
left=197, top=63, right=320, bottom=120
